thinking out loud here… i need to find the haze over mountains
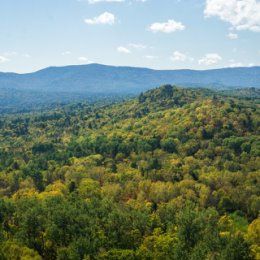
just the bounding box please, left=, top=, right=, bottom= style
left=1, top=64, right=260, bottom=93
left=0, top=64, right=259, bottom=113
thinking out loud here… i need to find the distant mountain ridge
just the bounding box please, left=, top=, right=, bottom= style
left=1, top=64, right=260, bottom=93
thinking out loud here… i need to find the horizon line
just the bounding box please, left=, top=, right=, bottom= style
left=1, top=62, right=259, bottom=75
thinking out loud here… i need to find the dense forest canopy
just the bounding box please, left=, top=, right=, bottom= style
left=0, top=85, right=259, bottom=260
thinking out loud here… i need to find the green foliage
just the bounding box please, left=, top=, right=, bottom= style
left=99, top=249, right=135, bottom=260
left=0, top=85, right=259, bottom=259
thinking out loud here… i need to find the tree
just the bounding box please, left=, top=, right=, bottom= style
left=160, top=138, right=176, bottom=153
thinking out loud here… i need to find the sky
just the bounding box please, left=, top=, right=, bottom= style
left=0, top=0, right=260, bottom=73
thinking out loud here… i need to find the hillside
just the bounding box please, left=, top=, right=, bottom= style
left=0, top=85, right=259, bottom=260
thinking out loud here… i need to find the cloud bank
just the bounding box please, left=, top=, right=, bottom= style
left=205, top=0, right=260, bottom=32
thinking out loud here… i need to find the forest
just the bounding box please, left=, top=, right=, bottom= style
left=0, top=85, right=259, bottom=260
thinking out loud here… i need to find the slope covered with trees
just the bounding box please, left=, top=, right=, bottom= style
left=0, top=85, right=259, bottom=260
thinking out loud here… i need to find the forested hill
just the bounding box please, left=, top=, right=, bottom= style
left=0, top=85, right=259, bottom=260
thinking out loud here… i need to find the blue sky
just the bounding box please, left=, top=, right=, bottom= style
left=0, top=0, right=259, bottom=73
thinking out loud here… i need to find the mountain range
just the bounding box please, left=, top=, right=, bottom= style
left=1, top=64, right=259, bottom=113
left=1, top=64, right=260, bottom=93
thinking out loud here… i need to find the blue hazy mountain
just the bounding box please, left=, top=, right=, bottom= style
left=1, top=64, right=260, bottom=93
left=0, top=64, right=259, bottom=113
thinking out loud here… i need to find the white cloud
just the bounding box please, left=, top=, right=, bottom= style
left=171, top=51, right=188, bottom=62
left=78, top=57, right=92, bottom=63
left=227, top=32, right=238, bottom=39
left=84, top=12, right=116, bottom=25
left=128, top=43, right=147, bottom=50
left=228, top=62, right=255, bottom=67
left=149, top=19, right=185, bottom=33
left=117, top=46, right=131, bottom=54
left=170, top=51, right=194, bottom=62
left=198, top=53, right=222, bottom=66
left=22, top=54, right=31, bottom=58
left=145, top=55, right=157, bottom=59
left=0, top=56, right=8, bottom=63
left=86, top=0, right=147, bottom=3
left=88, top=0, right=124, bottom=3
left=229, top=62, right=243, bottom=67
left=62, top=51, right=71, bottom=55
left=205, top=0, right=260, bottom=32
